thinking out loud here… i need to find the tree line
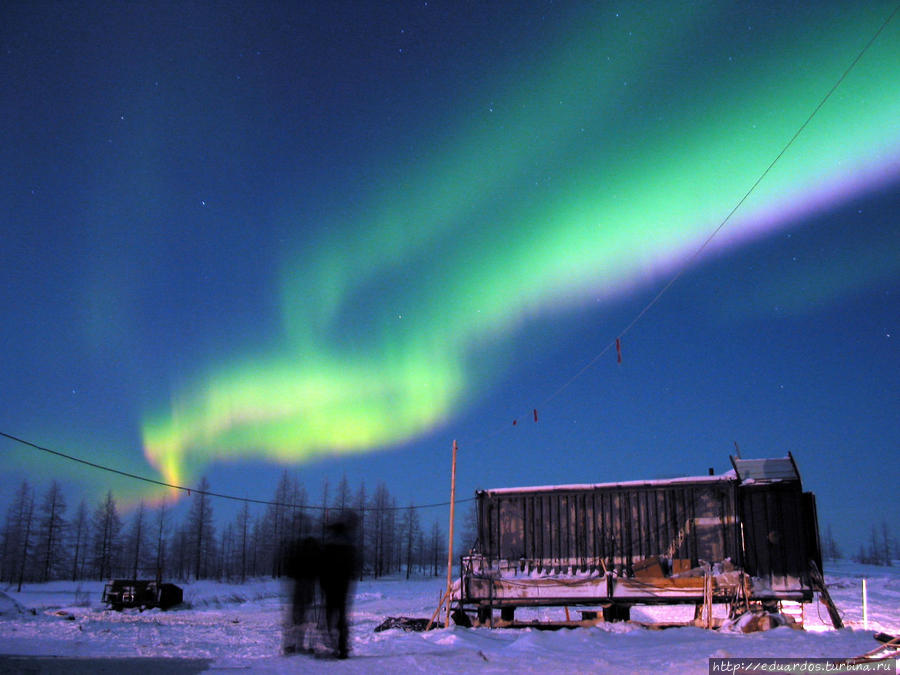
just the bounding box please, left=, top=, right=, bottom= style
left=818, top=523, right=896, bottom=567
left=0, top=472, right=454, bottom=589
left=850, top=523, right=896, bottom=567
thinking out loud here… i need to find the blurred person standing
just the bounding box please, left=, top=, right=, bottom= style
left=319, top=515, right=357, bottom=659
left=283, top=535, right=320, bottom=654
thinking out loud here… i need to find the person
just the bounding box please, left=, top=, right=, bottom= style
left=319, top=515, right=357, bottom=659
left=283, top=535, right=320, bottom=654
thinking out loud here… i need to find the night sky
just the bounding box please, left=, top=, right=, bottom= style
left=2, top=1, right=898, bottom=550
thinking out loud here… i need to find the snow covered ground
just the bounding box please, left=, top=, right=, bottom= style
left=1, top=560, right=896, bottom=674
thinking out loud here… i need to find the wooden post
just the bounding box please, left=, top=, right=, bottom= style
left=445, top=440, right=458, bottom=628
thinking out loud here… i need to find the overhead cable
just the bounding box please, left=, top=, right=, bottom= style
left=0, top=431, right=473, bottom=512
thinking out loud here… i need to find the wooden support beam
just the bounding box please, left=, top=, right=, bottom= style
left=425, top=589, right=451, bottom=632
left=809, top=560, right=843, bottom=629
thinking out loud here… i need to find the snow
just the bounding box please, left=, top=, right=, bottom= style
left=483, top=471, right=736, bottom=494
left=0, top=592, right=24, bottom=618
left=0, top=561, right=896, bottom=674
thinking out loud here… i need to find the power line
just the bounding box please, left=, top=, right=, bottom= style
left=491, top=1, right=900, bottom=433
left=0, top=430, right=473, bottom=512
left=3, top=6, right=896, bottom=511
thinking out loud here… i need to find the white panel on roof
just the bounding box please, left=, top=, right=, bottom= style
left=732, top=456, right=799, bottom=482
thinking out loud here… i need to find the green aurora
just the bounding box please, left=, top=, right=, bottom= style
left=141, top=4, right=900, bottom=489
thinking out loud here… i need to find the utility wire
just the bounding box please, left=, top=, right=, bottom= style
left=495, top=1, right=900, bottom=431
left=2, top=5, right=896, bottom=510
left=0, top=430, right=473, bottom=512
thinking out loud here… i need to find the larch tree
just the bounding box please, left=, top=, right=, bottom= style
left=169, top=523, right=190, bottom=582
left=319, top=477, right=330, bottom=540
left=37, top=480, right=67, bottom=582
left=415, top=529, right=427, bottom=577
left=16, top=486, right=35, bottom=591
left=263, top=470, right=297, bottom=578
left=91, top=491, right=121, bottom=580
left=233, top=501, right=251, bottom=583
left=1, top=481, right=35, bottom=588
left=369, top=483, right=391, bottom=578
left=0, top=480, right=30, bottom=583
left=187, top=476, right=216, bottom=580
left=249, top=514, right=265, bottom=579
left=354, top=481, right=367, bottom=580
left=401, top=505, right=420, bottom=579
left=219, top=522, right=235, bottom=580
left=429, top=520, right=445, bottom=577
left=125, top=500, right=148, bottom=580
left=69, top=499, right=89, bottom=581
left=152, top=500, right=170, bottom=584
left=333, top=474, right=352, bottom=515
left=881, top=522, right=893, bottom=567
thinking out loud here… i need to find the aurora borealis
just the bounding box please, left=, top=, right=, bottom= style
left=2, top=1, right=898, bottom=546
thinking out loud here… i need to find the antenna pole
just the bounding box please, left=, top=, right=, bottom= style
left=444, top=440, right=458, bottom=627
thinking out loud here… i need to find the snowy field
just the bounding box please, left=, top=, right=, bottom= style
left=1, top=560, right=897, bottom=674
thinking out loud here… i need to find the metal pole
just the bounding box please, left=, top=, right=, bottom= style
left=444, top=440, right=458, bottom=628
left=862, top=578, right=868, bottom=630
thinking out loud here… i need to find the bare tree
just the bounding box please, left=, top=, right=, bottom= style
left=219, top=522, right=235, bottom=580
left=91, top=491, right=121, bottom=580
left=1, top=480, right=33, bottom=584
left=250, top=515, right=265, bottom=578
left=354, top=482, right=367, bottom=579
left=16, top=487, right=35, bottom=591
left=429, top=520, right=445, bottom=577
left=333, top=474, right=352, bottom=515
left=2, top=481, right=37, bottom=589
left=870, top=526, right=882, bottom=565
left=387, top=497, right=398, bottom=575
left=188, top=477, right=216, bottom=579
left=169, top=524, right=190, bottom=582
left=289, top=479, right=309, bottom=536
left=152, top=500, right=170, bottom=584
left=125, top=501, right=148, bottom=580
left=369, top=483, right=391, bottom=578
left=401, top=505, right=420, bottom=579
left=35, top=481, right=67, bottom=582
left=234, top=501, right=251, bottom=583
left=319, top=477, right=330, bottom=540
left=415, top=529, right=427, bottom=577
left=70, top=499, right=89, bottom=581
left=881, top=522, right=893, bottom=567
left=822, top=525, right=841, bottom=561
left=266, top=471, right=300, bottom=578
left=0, top=501, right=13, bottom=583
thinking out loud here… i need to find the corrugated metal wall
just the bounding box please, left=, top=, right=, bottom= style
left=477, top=481, right=740, bottom=574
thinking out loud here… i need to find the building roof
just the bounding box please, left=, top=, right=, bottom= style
left=479, top=455, right=803, bottom=496
left=481, top=471, right=737, bottom=496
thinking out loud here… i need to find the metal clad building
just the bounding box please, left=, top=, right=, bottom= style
left=479, top=475, right=739, bottom=575
left=460, top=454, right=821, bottom=619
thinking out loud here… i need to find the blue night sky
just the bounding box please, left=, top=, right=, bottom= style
left=2, top=1, right=898, bottom=550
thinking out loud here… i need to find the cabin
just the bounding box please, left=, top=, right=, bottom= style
left=457, top=454, right=823, bottom=627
